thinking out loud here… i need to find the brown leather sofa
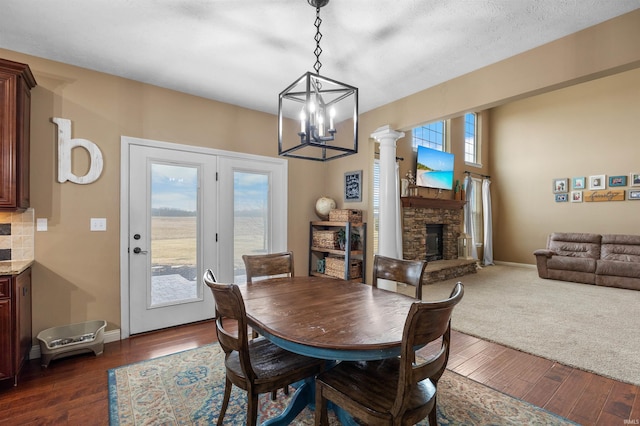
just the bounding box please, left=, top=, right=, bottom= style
left=534, top=232, right=640, bottom=290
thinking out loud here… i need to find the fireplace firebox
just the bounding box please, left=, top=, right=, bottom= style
left=425, top=224, right=444, bottom=261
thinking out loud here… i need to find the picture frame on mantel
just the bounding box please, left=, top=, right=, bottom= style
left=344, top=170, right=362, bottom=202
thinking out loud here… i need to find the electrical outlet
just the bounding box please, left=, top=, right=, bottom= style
left=90, top=218, right=107, bottom=231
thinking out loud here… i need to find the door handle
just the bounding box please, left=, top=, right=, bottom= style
left=133, top=247, right=148, bottom=254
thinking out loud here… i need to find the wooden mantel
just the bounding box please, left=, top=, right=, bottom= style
left=401, top=197, right=466, bottom=210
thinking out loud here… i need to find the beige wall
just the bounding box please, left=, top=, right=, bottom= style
left=327, top=9, right=640, bottom=272
left=490, top=67, right=640, bottom=263
left=0, top=48, right=325, bottom=335
left=1, top=9, right=639, bottom=337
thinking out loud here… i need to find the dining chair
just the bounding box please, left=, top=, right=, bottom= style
left=242, top=251, right=295, bottom=398
left=314, top=281, right=464, bottom=426
left=242, top=251, right=295, bottom=283
left=372, top=254, right=428, bottom=300
left=204, top=269, right=325, bottom=426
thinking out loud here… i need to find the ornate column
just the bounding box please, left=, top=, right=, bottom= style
left=371, top=125, right=405, bottom=291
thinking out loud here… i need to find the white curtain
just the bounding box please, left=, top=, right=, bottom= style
left=482, top=178, right=494, bottom=265
left=464, top=175, right=478, bottom=259
left=394, top=161, right=403, bottom=258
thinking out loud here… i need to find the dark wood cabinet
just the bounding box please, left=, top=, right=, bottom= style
left=0, top=268, right=32, bottom=385
left=0, top=58, right=36, bottom=211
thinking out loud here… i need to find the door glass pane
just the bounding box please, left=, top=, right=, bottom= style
left=233, top=171, right=269, bottom=281
left=150, top=163, right=200, bottom=307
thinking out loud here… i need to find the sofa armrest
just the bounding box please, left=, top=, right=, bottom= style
left=533, top=249, right=555, bottom=278
left=533, top=249, right=555, bottom=258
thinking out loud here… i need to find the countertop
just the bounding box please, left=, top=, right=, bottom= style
left=0, top=260, right=34, bottom=275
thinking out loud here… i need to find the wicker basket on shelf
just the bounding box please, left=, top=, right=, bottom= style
left=325, top=256, right=362, bottom=279
left=329, top=209, right=363, bottom=223
left=312, top=230, right=339, bottom=249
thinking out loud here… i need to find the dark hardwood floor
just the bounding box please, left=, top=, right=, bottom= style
left=0, top=321, right=638, bottom=425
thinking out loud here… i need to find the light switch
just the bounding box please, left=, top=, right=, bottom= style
left=37, top=218, right=48, bottom=232
left=90, top=218, right=107, bottom=231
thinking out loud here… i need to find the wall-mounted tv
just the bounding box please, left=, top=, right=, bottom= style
left=415, top=146, right=455, bottom=190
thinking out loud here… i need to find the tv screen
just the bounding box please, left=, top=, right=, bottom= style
left=415, top=146, right=454, bottom=190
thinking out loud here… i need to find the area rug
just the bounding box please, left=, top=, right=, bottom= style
left=420, top=264, right=640, bottom=386
left=108, top=343, right=575, bottom=425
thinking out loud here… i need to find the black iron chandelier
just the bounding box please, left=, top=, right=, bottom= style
left=278, top=0, right=359, bottom=161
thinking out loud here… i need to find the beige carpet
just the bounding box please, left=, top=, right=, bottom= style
left=420, top=264, right=640, bottom=386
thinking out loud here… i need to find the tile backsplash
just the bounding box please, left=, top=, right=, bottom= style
left=0, top=209, right=35, bottom=261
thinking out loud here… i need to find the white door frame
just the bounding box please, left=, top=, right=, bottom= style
left=120, top=136, right=288, bottom=339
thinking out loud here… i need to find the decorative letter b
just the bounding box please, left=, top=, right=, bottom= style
left=53, top=117, right=104, bottom=184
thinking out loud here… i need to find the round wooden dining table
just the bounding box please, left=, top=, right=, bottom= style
left=238, top=275, right=418, bottom=425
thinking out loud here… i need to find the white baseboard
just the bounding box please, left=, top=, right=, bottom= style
left=29, top=328, right=121, bottom=360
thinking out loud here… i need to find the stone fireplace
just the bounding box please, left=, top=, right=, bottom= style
left=402, top=198, right=464, bottom=261
left=401, top=197, right=476, bottom=283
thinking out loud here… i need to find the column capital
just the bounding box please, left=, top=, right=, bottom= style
left=370, top=124, right=405, bottom=144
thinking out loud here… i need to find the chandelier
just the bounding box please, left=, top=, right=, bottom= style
left=278, top=0, right=359, bottom=161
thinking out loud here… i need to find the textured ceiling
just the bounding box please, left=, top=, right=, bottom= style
left=1, top=1, right=638, bottom=115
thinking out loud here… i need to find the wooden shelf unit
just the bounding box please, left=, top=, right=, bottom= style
left=309, top=221, right=367, bottom=282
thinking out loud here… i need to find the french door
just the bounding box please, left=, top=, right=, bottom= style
left=120, top=137, right=288, bottom=337
left=127, top=143, right=217, bottom=334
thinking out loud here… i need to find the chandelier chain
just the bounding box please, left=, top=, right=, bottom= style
left=313, top=6, right=323, bottom=75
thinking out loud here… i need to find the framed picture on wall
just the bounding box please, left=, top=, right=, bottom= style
left=571, top=191, right=583, bottom=203
left=609, top=175, right=627, bottom=187
left=552, top=178, right=568, bottom=193
left=572, top=177, right=585, bottom=190
left=344, top=170, right=362, bottom=202
left=555, top=193, right=568, bottom=202
left=589, top=175, right=606, bottom=190
left=631, top=173, right=640, bottom=187
left=629, top=190, right=640, bottom=200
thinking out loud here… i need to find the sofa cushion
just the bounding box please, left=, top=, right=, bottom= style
left=600, top=234, right=640, bottom=262
left=596, top=259, right=640, bottom=278
left=548, top=232, right=601, bottom=259
left=547, top=256, right=597, bottom=273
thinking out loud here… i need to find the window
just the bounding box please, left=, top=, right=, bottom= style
left=412, top=121, right=445, bottom=151
left=464, top=113, right=478, bottom=164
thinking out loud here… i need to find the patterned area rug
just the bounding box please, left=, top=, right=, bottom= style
left=108, top=344, right=576, bottom=425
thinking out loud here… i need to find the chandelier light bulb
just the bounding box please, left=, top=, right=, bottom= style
left=329, top=107, right=335, bottom=130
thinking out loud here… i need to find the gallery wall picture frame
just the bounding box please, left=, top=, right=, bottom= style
left=555, top=193, right=568, bottom=202
left=629, top=190, right=640, bottom=200
left=571, top=191, right=583, bottom=203
left=631, top=173, right=640, bottom=187
left=609, top=175, right=627, bottom=187
left=344, top=170, right=363, bottom=202
left=589, top=174, right=606, bottom=190
left=552, top=178, right=568, bottom=193
left=572, top=177, right=585, bottom=190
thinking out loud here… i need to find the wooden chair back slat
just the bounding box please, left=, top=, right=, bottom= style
left=372, top=254, right=428, bottom=299
left=243, top=251, right=294, bottom=283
